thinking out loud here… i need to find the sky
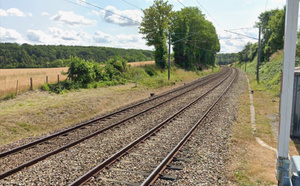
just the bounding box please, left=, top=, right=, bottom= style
left=0, top=0, right=287, bottom=53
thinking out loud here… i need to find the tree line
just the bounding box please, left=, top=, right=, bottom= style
left=139, top=0, right=220, bottom=70
left=0, top=43, right=154, bottom=68
left=216, top=53, right=239, bottom=66
left=238, top=7, right=286, bottom=64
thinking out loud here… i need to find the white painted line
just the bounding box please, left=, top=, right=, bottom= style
left=246, top=75, right=277, bottom=153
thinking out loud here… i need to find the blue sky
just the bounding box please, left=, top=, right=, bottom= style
left=0, top=0, right=286, bottom=53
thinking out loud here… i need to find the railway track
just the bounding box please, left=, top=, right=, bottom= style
left=70, top=68, right=238, bottom=185
left=0, top=67, right=230, bottom=182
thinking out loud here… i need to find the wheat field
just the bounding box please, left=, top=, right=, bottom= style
left=0, top=67, right=68, bottom=97
left=128, top=61, right=155, bottom=67
left=0, top=61, right=154, bottom=97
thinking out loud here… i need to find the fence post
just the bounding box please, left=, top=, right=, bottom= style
left=46, top=76, right=48, bottom=83
left=30, top=78, right=33, bottom=90
left=135, top=72, right=138, bottom=87
left=16, top=80, right=19, bottom=95
left=57, top=75, right=60, bottom=84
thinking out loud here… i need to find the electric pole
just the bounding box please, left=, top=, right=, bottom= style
left=257, top=24, right=261, bottom=83
left=168, top=32, right=171, bottom=81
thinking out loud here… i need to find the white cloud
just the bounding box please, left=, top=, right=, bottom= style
left=48, top=27, right=90, bottom=42
left=27, top=30, right=51, bottom=43
left=7, top=8, right=26, bottom=17
left=0, top=9, right=8, bottom=16
left=95, top=6, right=142, bottom=26
left=25, top=28, right=93, bottom=46
left=0, top=27, right=23, bottom=42
left=217, top=27, right=259, bottom=53
left=92, top=30, right=152, bottom=50
left=116, top=34, right=139, bottom=43
left=51, top=11, right=97, bottom=27
left=0, top=8, right=27, bottom=17
left=93, top=31, right=113, bottom=43
left=42, top=12, right=50, bottom=16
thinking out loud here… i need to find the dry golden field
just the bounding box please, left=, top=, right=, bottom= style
left=128, top=61, right=155, bottom=67
left=0, top=61, right=154, bottom=98
left=0, top=67, right=68, bottom=97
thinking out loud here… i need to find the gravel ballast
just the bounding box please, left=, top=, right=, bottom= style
left=0, top=69, right=232, bottom=185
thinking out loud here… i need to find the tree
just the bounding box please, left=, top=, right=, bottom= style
left=172, top=7, right=220, bottom=70
left=257, top=7, right=285, bottom=62
left=139, top=0, right=174, bottom=69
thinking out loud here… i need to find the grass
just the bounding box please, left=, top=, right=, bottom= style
left=229, top=83, right=278, bottom=185
left=234, top=50, right=283, bottom=96
left=229, top=51, right=299, bottom=185
left=127, top=65, right=220, bottom=88
left=0, top=66, right=218, bottom=146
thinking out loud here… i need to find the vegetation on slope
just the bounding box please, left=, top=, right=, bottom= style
left=235, top=50, right=283, bottom=96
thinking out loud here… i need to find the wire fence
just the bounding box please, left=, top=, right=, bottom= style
left=0, top=67, right=68, bottom=97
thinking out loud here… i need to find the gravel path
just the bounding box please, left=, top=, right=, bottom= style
left=0, top=69, right=231, bottom=185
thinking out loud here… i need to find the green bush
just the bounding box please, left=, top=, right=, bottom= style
left=41, top=83, right=50, bottom=91
left=145, top=66, right=157, bottom=76
left=66, top=57, right=95, bottom=84
left=43, top=56, right=129, bottom=94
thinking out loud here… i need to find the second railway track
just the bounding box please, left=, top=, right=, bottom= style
left=0, top=67, right=236, bottom=185
left=72, top=68, right=238, bottom=185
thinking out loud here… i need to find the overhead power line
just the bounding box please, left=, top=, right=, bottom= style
left=65, top=0, right=141, bottom=24
left=224, top=30, right=258, bottom=40
left=64, top=0, right=94, bottom=11
left=195, top=0, right=223, bottom=29
left=120, top=0, right=142, bottom=10
left=172, top=32, right=200, bottom=44
left=265, top=0, right=269, bottom=10
left=176, top=0, right=186, bottom=7
left=227, top=27, right=256, bottom=31
left=172, top=34, right=217, bottom=53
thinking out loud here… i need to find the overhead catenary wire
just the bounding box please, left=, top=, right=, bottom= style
left=224, top=30, right=258, bottom=40
left=64, top=0, right=94, bottom=11
left=65, top=0, right=141, bottom=24
left=119, top=0, right=142, bottom=10
left=265, top=0, right=268, bottom=11
left=172, top=34, right=217, bottom=53
left=195, top=0, right=223, bottom=29
left=227, top=27, right=257, bottom=31
left=176, top=0, right=186, bottom=7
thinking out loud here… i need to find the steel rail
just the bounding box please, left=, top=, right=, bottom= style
left=69, top=68, right=234, bottom=186
left=0, top=68, right=230, bottom=180
left=0, top=68, right=227, bottom=159
left=141, top=68, right=238, bottom=185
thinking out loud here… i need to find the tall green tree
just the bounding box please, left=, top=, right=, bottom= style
left=172, top=7, right=219, bottom=70
left=257, top=7, right=285, bottom=62
left=139, top=0, right=174, bottom=69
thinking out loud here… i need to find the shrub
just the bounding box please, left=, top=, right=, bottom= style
left=65, top=56, right=95, bottom=84
left=145, top=66, right=157, bottom=76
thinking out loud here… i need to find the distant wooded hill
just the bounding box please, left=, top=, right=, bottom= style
left=0, top=43, right=154, bottom=68
left=216, top=53, right=239, bottom=66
